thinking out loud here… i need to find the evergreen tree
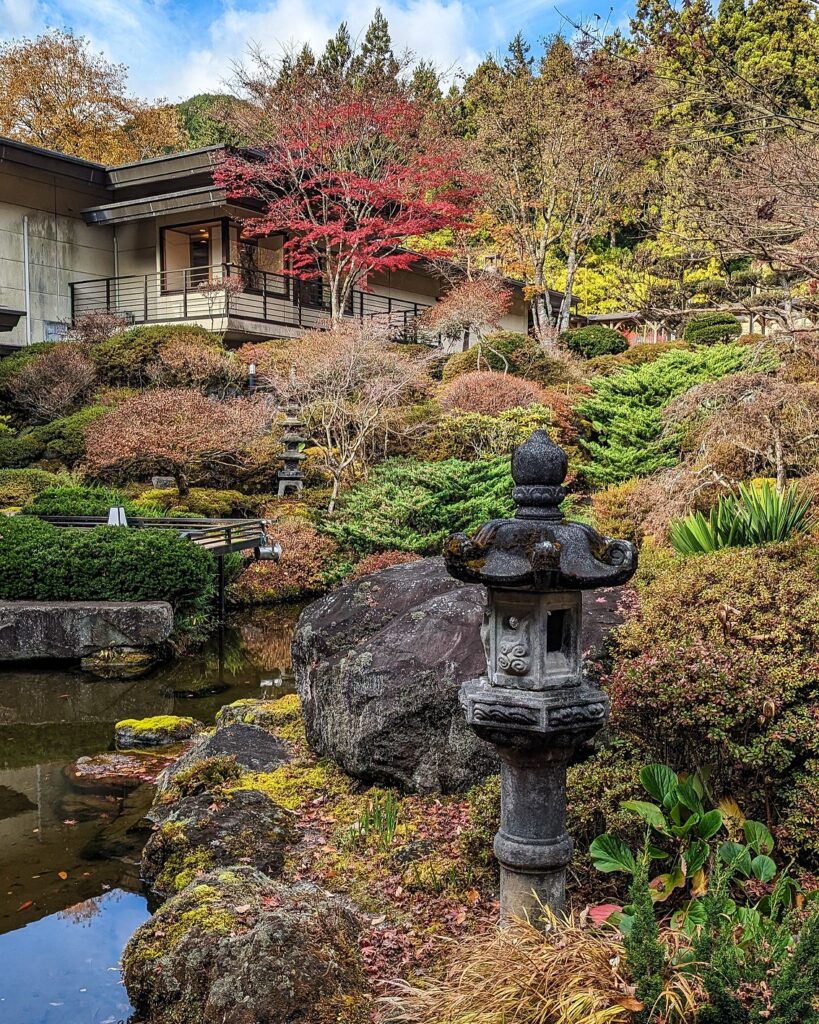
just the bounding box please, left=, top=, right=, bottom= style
left=352, top=8, right=400, bottom=86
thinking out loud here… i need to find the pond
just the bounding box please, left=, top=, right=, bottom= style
left=0, top=606, right=300, bottom=1024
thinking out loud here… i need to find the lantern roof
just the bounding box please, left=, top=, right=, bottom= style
left=444, top=430, right=637, bottom=590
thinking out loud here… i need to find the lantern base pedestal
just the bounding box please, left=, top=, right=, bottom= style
left=499, top=865, right=567, bottom=924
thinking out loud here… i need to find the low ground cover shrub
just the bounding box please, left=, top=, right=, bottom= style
left=578, top=344, right=775, bottom=485
left=562, top=325, right=628, bottom=359
left=683, top=312, right=742, bottom=345
left=0, top=468, right=63, bottom=508
left=135, top=487, right=267, bottom=519
left=325, top=457, right=516, bottom=555
left=422, top=405, right=553, bottom=461
left=0, top=515, right=214, bottom=619
left=441, top=332, right=573, bottom=386
left=229, top=519, right=345, bottom=604
left=438, top=370, right=547, bottom=415
left=347, top=551, right=422, bottom=580
left=607, top=540, right=819, bottom=864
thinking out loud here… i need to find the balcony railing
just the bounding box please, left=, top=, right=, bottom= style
left=69, top=264, right=431, bottom=341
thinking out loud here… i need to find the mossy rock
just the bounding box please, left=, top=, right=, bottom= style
left=115, top=715, right=202, bottom=749
left=215, top=694, right=303, bottom=743
left=123, top=867, right=365, bottom=1024
left=143, top=788, right=297, bottom=898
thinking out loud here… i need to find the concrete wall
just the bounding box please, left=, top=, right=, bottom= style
left=0, top=164, right=114, bottom=346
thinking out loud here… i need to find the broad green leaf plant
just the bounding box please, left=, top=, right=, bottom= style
left=590, top=763, right=786, bottom=937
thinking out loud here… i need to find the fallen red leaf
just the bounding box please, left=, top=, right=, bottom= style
left=16, top=901, right=33, bottom=912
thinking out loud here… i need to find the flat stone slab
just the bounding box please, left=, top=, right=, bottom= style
left=0, top=601, right=174, bottom=661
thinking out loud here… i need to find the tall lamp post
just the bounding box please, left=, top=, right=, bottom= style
left=445, top=430, right=637, bottom=923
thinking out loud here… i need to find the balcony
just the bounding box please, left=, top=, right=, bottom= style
left=69, top=264, right=432, bottom=342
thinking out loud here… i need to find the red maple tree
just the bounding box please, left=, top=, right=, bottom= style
left=216, top=89, right=476, bottom=321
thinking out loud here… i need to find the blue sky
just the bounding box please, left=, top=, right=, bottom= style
left=1, top=0, right=634, bottom=102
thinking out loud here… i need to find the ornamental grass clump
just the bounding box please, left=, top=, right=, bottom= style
left=670, top=481, right=816, bottom=555
left=382, top=909, right=685, bottom=1024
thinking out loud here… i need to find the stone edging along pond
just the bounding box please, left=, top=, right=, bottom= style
left=0, top=599, right=174, bottom=676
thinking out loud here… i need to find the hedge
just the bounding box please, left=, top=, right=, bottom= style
left=0, top=516, right=214, bottom=619
left=23, top=485, right=157, bottom=518
left=0, top=432, right=44, bottom=468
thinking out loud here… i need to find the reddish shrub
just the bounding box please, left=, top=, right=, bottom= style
left=348, top=550, right=422, bottom=581
left=439, top=371, right=546, bottom=416
left=7, top=343, right=96, bottom=423
left=229, top=520, right=339, bottom=604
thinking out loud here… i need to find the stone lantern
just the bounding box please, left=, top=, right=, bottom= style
left=444, top=430, right=637, bottom=922
left=277, top=408, right=307, bottom=497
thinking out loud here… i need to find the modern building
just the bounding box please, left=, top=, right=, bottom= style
left=0, top=137, right=554, bottom=352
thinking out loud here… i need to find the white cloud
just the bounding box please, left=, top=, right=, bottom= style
left=0, top=0, right=582, bottom=101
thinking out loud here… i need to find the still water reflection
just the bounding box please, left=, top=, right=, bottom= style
left=0, top=606, right=299, bottom=1024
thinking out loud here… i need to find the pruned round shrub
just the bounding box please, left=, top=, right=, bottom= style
left=229, top=519, right=341, bottom=604
left=90, top=324, right=222, bottom=387
left=439, top=371, right=546, bottom=416
left=348, top=550, right=422, bottom=580
left=585, top=340, right=689, bottom=376
left=562, top=325, right=628, bottom=360
left=29, top=405, right=107, bottom=467
left=683, top=312, right=742, bottom=346
left=3, top=342, right=96, bottom=423
left=23, top=485, right=150, bottom=517
left=325, top=457, right=515, bottom=555
left=606, top=539, right=819, bottom=864
left=441, top=332, right=573, bottom=386
left=0, top=468, right=62, bottom=508
left=0, top=516, right=214, bottom=618
left=147, top=337, right=244, bottom=394
left=0, top=431, right=44, bottom=468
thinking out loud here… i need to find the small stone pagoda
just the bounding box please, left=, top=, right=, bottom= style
left=445, top=429, right=637, bottom=923
left=277, top=408, right=307, bottom=497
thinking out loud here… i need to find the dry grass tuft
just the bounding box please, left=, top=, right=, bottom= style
left=380, top=910, right=639, bottom=1024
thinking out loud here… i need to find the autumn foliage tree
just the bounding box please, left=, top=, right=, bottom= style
left=84, top=389, right=270, bottom=496
left=0, top=30, right=182, bottom=163
left=217, top=32, right=475, bottom=321
left=465, top=37, right=655, bottom=341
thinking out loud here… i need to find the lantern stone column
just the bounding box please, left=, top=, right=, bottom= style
left=277, top=407, right=307, bottom=498
left=444, top=430, right=637, bottom=923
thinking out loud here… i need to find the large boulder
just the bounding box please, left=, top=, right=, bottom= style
left=292, top=556, right=494, bottom=793
left=123, top=867, right=365, bottom=1024
left=142, top=789, right=296, bottom=897
left=292, top=557, right=627, bottom=794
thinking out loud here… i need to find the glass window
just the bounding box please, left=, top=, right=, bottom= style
left=162, top=223, right=219, bottom=291
left=231, top=229, right=286, bottom=292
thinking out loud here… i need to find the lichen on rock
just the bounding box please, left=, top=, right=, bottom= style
left=143, top=788, right=297, bottom=897
left=123, top=867, right=365, bottom=1024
